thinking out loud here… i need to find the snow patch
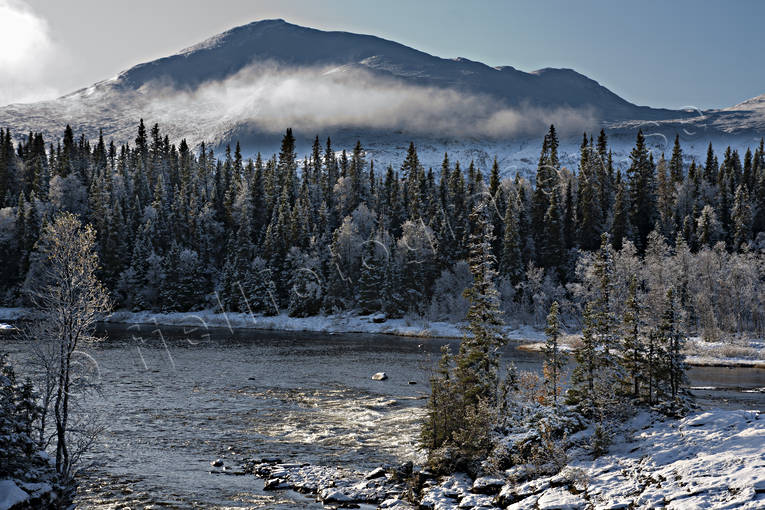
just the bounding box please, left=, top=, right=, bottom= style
left=0, top=480, right=29, bottom=510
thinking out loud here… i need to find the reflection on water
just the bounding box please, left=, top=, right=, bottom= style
left=3, top=324, right=764, bottom=509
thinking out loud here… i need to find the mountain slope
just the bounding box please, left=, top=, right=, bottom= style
left=0, top=19, right=761, bottom=175
left=107, top=19, right=667, bottom=120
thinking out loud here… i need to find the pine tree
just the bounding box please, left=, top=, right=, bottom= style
left=543, top=301, right=565, bottom=406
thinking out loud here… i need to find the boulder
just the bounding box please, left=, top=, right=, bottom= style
left=371, top=372, right=388, bottom=381
left=457, top=493, right=496, bottom=508
left=263, top=477, right=290, bottom=491
left=537, top=487, right=587, bottom=510
left=211, top=459, right=224, bottom=467
left=440, top=473, right=473, bottom=499
left=365, top=467, right=387, bottom=480
left=471, top=476, right=505, bottom=494
left=379, top=497, right=415, bottom=509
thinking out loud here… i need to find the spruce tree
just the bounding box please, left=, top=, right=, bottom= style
left=731, top=184, right=752, bottom=251
left=500, top=193, right=523, bottom=285
left=655, top=288, right=687, bottom=401
left=627, top=130, right=657, bottom=252
left=669, top=134, right=684, bottom=183
left=568, top=302, right=598, bottom=413
left=455, top=202, right=506, bottom=409
left=611, top=172, right=629, bottom=250
left=620, top=275, right=645, bottom=399
left=543, top=301, right=565, bottom=406
left=358, top=237, right=383, bottom=314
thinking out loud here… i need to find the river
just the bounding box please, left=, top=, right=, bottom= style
left=3, top=324, right=764, bottom=509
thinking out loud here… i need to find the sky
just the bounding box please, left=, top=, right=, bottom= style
left=1, top=0, right=763, bottom=109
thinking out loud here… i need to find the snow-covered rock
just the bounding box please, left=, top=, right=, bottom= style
left=372, top=372, right=389, bottom=381
left=420, top=486, right=458, bottom=510
left=471, top=476, right=505, bottom=494
left=379, top=497, right=415, bottom=509
left=536, top=487, right=586, bottom=509
left=0, top=480, right=29, bottom=510
left=457, top=493, right=496, bottom=508
left=439, top=473, right=473, bottom=499
left=366, top=467, right=387, bottom=479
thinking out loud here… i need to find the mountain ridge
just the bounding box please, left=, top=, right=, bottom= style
left=0, top=18, right=762, bottom=176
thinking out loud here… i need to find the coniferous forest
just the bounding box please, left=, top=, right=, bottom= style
left=1, top=122, right=764, bottom=337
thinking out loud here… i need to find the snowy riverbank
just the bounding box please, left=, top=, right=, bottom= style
left=0, top=307, right=544, bottom=342
left=236, top=408, right=764, bottom=509
left=2, top=307, right=763, bottom=368
left=518, top=335, right=765, bottom=369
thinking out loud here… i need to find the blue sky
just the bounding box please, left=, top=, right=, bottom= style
left=2, top=0, right=763, bottom=109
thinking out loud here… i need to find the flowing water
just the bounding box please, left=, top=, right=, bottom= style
left=3, top=324, right=764, bottom=509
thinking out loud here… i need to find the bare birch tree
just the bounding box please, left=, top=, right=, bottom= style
left=28, top=212, right=111, bottom=480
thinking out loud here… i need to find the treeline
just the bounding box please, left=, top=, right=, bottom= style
left=0, top=122, right=763, bottom=334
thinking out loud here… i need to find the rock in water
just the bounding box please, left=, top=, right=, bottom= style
left=211, top=459, right=224, bottom=467
left=371, top=372, right=388, bottom=381
left=365, top=467, right=387, bottom=479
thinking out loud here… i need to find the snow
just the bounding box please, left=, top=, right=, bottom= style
left=246, top=460, right=404, bottom=505
left=518, top=333, right=765, bottom=369
left=3, top=306, right=762, bottom=368
left=552, top=409, right=764, bottom=509
left=419, top=409, right=764, bottom=509
left=0, top=480, right=29, bottom=510
left=1, top=18, right=758, bottom=182
left=536, top=487, right=586, bottom=509
left=0, top=308, right=31, bottom=321
left=103, top=309, right=546, bottom=342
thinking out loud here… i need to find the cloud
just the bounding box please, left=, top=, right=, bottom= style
left=0, top=0, right=61, bottom=106
left=143, top=63, right=598, bottom=139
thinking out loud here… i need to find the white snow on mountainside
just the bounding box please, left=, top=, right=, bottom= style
left=0, top=19, right=762, bottom=176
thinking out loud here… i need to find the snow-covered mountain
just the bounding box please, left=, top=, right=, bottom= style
left=0, top=19, right=762, bottom=176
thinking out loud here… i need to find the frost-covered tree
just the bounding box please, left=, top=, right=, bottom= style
left=422, top=201, right=506, bottom=474
left=620, top=275, right=645, bottom=399
left=1, top=353, right=70, bottom=506
left=26, top=212, right=110, bottom=480
left=287, top=248, right=323, bottom=317
left=655, top=288, right=687, bottom=401
left=456, top=202, right=507, bottom=409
